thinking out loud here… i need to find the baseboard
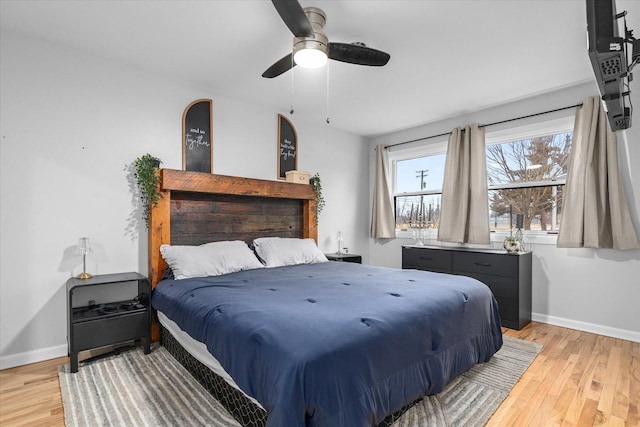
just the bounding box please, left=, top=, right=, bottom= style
left=0, top=344, right=67, bottom=370
left=532, top=312, right=640, bottom=343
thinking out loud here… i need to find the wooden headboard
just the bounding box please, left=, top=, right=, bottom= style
left=148, top=169, right=317, bottom=288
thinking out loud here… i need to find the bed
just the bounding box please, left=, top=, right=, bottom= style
left=148, top=169, right=503, bottom=427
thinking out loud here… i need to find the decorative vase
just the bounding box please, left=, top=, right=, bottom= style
left=503, top=238, right=521, bottom=253
left=412, top=228, right=425, bottom=246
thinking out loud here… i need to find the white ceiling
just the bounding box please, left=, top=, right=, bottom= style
left=2, top=0, right=639, bottom=137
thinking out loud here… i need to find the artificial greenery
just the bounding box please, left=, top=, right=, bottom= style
left=503, top=236, right=521, bottom=252
left=309, top=173, right=325, bottom=223
left=134, top=154, right=162, bottom=228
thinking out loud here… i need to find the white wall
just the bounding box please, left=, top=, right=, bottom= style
left=367, top=82, right=640, bottom=342
left=0, top=30, right=369, bottom=368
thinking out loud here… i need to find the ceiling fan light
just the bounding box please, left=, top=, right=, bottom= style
left=294, top=48, right=328, bottom=69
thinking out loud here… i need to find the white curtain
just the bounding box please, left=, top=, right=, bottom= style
left=557, top=96, right=639, bottom=249
left=371, top=145, right=396, bottom=238
left=437, top=124, right=490, bottom=244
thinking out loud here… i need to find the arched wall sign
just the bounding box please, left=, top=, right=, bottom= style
left=277, top=114, right=298, bottom=180
left=182, top=99, right=213, bottom=173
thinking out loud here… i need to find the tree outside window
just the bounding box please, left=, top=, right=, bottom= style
left=486, top=132, right=571, bottom=232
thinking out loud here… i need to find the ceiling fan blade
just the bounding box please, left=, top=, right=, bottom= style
left=328, top=43, right=391, bottom=66
left=270, top=0, right=314, bottom=38
left=262, top=53, right=296, bottom=78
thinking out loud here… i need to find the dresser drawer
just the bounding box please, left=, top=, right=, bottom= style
left=453, top=251, right=517, bottom=278
left=494, top=296, right=518, bottom=325
left=461, top=272, right=517, bottom=300
left=402, top=247, right=452, bottom=273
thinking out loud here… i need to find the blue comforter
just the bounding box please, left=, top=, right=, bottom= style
left=152, top=262, right=502, bottom=427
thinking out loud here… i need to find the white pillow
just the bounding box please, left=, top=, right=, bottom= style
left=252, top=237, right=328, bottom=268
left=160, top=240, right=264, bottom=280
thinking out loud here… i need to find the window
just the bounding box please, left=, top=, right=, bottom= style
left=394, top=153, right=445, bottom=230
left=391, top=142, right=447, bottom=231
left=390, top=116, right=573, bottom=236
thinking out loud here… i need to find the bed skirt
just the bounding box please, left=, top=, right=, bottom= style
left=160, top=325, right=420, bottom=426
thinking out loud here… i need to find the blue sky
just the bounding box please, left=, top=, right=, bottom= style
left=396, top=153, right=446, bottom=193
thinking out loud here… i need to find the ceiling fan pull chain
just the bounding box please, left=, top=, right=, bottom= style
left=290, top=50, right=295, bottom=115
left=326, top=62, right=330, bottom=124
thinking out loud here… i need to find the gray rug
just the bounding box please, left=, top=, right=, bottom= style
left=59, top=336, right=542, bottom=427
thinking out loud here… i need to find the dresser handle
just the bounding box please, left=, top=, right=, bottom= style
left=419, top=257, right=432, bottom=261
left=475, top=262, right=492, bottom=267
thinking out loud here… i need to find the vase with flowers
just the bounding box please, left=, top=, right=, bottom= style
left=503, top=236, right=521, bottom=253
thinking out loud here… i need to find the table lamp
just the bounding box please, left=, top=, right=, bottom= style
left=75, top=237, right=93, bottom=279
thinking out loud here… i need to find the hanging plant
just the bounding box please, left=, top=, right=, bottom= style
left=309, top=173, right=325, bottom=223
left=134, top=154, right=162, bottom=228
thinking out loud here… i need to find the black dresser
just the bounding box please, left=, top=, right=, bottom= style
left=402, top=245, right=532, bottom=330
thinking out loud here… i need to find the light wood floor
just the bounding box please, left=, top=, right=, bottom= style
left=0, top=322, right=638, bottom=426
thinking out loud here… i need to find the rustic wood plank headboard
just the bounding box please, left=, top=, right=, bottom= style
left=148, top=169, right=317, bottom=289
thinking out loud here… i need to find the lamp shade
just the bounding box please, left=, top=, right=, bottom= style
left=75, top=237, right=93, bottom=256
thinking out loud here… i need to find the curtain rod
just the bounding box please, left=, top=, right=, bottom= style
left=384, top=103, right=582, bottom=149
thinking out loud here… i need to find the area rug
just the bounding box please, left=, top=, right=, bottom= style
left=59, top=336, right=542, bottom=427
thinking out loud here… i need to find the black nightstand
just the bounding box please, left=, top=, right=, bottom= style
left=325, top=253, right=362, bottom=264
left=66, top=272, right=151, bottom=372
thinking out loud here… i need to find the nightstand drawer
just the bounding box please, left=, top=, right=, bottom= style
left=402, top=247, right=452, bottom=272
left=453, top=251, right=517, bottom=278
left=325, top=253, right=362, bottom=263
left=72, top=311, right=149, bottom=352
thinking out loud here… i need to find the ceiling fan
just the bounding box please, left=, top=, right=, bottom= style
left=262, top=0, right=391, bottom=78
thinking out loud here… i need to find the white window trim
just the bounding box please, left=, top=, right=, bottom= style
left=395, top=228, right=560, bottom=246
left=485, top=115, right=574, bottom=147
left=388, top=137, right=448, bottom=198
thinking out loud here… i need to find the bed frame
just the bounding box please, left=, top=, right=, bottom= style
left=147, top=169, right=411, bottom=426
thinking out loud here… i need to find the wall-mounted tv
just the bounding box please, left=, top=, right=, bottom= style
left=586, top=0, right=633, bottom=130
